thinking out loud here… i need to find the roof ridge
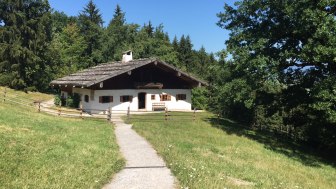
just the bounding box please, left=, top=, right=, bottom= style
left=99, top=57, right=155, bottom=65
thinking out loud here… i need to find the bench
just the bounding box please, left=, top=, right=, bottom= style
left=152, top=102, right=166, bottom=111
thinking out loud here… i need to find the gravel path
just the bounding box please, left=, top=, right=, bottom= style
left=103, top=117, right=176, bottom=189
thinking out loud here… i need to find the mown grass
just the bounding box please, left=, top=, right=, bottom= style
left=130, top=112, right=336, bottom=189
left=0, top=90, right=124, bottom=189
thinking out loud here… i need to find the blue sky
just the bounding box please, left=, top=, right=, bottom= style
left=49, top=0, right=235, bottom=54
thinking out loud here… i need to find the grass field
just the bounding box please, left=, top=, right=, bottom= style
left=0, top=89, right=124, bottom=188
left=0, top=86, right=54, bottom=102
left=130, top=112, right=336, bottom=189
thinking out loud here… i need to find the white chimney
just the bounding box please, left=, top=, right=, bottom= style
left=122, top=50, right=133, bottom=63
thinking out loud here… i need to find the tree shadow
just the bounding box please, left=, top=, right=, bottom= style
left=205, top=116, right=336, bottom=168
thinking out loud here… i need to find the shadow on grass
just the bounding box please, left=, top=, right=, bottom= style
left=206, top=116, right=336, bottom=168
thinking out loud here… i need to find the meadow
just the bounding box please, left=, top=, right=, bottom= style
left=0, top=88, right=124, bottom=188
left=130, top=112, right=336, bottom=189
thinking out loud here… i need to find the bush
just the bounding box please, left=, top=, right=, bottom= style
left=54, top=94, right=61, bottom=106
left=24, top=86, right=37, bottom=92
left=65, top=93, right=80, bottom=108
left=66, top=97, right=74, bottom=107
left=192, top=87, right=208, bottom=110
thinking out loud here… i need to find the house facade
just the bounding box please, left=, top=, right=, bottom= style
left=50, top=52, right=206, bottom=112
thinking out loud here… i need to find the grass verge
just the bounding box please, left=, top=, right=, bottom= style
left=0, top=92, right=124, bottom=188
left=130, top=112, right=336, bottom=189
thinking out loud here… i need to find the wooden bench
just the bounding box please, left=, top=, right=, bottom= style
left=152, top=102, right=166, bottom=111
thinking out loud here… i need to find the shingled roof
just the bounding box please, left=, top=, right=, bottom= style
left=50, top=58, right=207, bottom=88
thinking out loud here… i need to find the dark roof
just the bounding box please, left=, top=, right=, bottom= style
left=50, top=58, right=207, bottom=87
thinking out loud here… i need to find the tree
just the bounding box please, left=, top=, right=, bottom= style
left=144, top=21, right=154, bottom=37
left=103, top=4, right=130, bottom=61
left=51, top=11, right=77, bottom=34
left=172, top=36, right=179, bottom=50
left=194, top=46, right=209, bottom=76
left=0, top=0, right=53, bottom=91
left=217, top=0, right=336, bottom=151
left=177, top=35, right=194, bottom=72
left=78, top=0, right=103, bottom=67
left=131, top=23, right=178, bottom=66
left=56, top=23, right=87, bottom=74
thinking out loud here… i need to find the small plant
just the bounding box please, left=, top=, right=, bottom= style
left=54, top=94, right=62, bottom=106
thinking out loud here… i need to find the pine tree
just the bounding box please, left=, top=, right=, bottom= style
left=196, top=46, right=210, bottom=75
left=172, top=36, right=179, bottom=50
left=78, top=0, right=103, bottom=67
left=0, top=0, right=53, bottom=91
left=144, top=21, right=154, bottom=37
left=177, top=35, right=193, bottom=72
left=103, top=4, right=129, bottom=61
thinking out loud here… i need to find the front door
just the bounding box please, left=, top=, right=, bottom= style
left=138, top=92, right=146, bottom=109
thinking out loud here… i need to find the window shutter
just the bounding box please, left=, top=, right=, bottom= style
left=168, top=95, right=171, bottom=101
left=160, top=95, right=162, bottom=101
left=109, top=96, right=113, bottom=102
left=120, top=96, right=123, bottom=102
left=99, top=96, right=102, bottom=103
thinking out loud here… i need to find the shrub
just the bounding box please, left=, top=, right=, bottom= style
left=66, top=96, right=74, bottom=107
left=54, top=94, right=61, bottom=106
left=192, top=87, right=208, bottom=110
left=66, top=93, right=80, bottom=108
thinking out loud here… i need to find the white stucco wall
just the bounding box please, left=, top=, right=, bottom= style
left=67, top=88, right=192, bottom=112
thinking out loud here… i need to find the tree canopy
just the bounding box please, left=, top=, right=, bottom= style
left=0, top=0, right=214, bottom=92
left=215, top=0, right=336, bottom=153
left=0, top=0, right=53, bottom=91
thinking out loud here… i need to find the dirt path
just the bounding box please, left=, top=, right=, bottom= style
left=103, top=116, right=177, bottom=189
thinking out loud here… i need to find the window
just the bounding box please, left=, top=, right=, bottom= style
left=120, top=95, right=133, bottom=102
left=176, top=94, right=186, bottom=101
left=84, top=95, right=89, bottom=102
left=151, top=95, right=155, bottom=100
left=99, top=96, right=113, bottom=103
left=160, top=94, right=171, bottom=101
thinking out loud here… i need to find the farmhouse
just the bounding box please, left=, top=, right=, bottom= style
left=50, top=51, right=207, bottom=112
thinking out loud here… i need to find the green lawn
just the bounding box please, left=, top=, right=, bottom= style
left=130, top=112, right=336, bottom=189
left=0, top=91, right=124, bottom=188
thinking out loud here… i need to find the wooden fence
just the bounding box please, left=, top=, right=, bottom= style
left=1, top=87, right=199, bottom=122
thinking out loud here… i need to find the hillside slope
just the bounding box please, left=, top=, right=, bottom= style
left=0, top=89, right=124, bottom=189
left=131, top=112, right=336, bottom=189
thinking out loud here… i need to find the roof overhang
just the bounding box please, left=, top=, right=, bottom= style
left=50, top=58, right=208, bottom=88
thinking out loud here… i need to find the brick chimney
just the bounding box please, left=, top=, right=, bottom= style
left=122, top=50, right=133, bottom=63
